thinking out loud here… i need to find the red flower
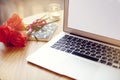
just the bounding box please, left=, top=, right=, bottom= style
left=0, top=25, right=27, bottom=47
left=0, top=26, right=9, bottom=43
left=5, top=13, right=25, bottom=31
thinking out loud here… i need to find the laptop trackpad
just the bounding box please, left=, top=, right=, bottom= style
left=56, top=57, right=99, bottom=80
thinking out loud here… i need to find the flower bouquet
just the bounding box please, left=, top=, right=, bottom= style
left=0, top=13, right=59, bottom=47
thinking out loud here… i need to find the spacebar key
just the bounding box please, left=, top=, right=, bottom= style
left=72, top=51, right=99, bottom=62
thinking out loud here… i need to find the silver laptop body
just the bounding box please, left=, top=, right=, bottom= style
left=27, top=0, right=120, bottom=80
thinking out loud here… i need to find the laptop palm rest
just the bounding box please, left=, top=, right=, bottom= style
left=27, top=47, right=99, bottom=80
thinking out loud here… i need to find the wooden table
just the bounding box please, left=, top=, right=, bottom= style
left=0, top=11, right=73, bottom=80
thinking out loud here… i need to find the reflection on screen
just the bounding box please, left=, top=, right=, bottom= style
left=68, top=0, right=120, bottom=40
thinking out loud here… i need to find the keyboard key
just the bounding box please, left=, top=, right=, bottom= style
left=65, top=49, right=73, bottom=53
left=107, top=62, right=112, bottom=66
left=99, top=60, right=106, bottom=64
left=72, top=51, right=99, bottom=62
left=60, top=47, right=66, bottom=51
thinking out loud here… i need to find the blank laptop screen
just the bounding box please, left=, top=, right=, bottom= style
left=68, top=0, right=120, bottom=40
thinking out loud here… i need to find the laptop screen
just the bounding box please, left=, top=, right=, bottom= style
left=67, top=0, right=120, bottom=41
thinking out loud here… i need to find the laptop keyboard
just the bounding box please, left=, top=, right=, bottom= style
left=51, top=34, right=120, bottom=69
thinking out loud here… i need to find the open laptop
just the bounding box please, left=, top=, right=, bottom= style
left=26, top=0, right=120, bottom=80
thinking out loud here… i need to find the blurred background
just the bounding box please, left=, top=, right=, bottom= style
left=0, top=0, right=64, bottom=25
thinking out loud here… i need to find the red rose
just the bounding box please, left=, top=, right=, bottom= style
left=0, top=25, right=27, bottom=47
left=5, top=13, right=25, bottom=31
left=0, top=26, right=10, bottom=43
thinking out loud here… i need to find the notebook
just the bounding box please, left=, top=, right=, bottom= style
left=26, top=0, right=120, bottom=80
